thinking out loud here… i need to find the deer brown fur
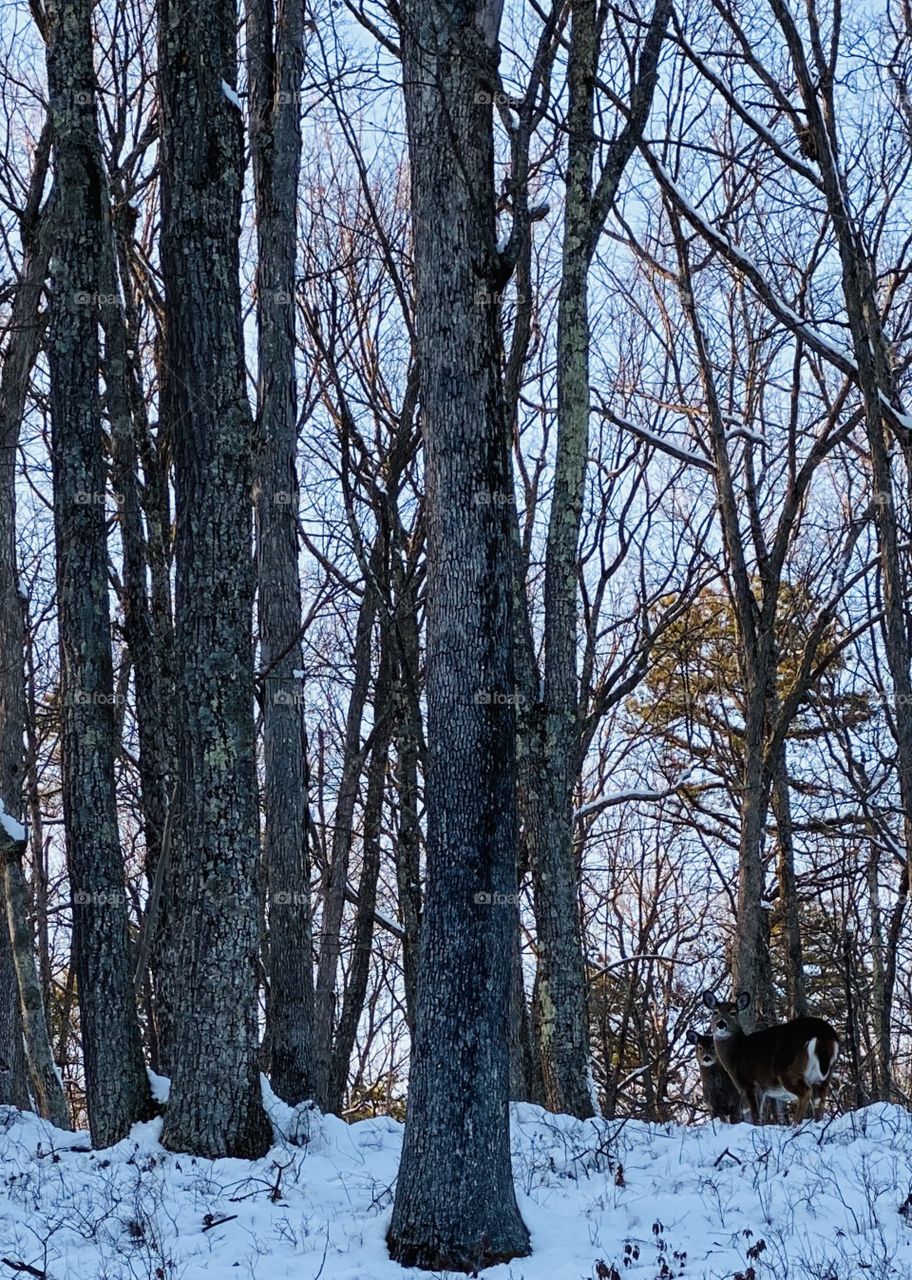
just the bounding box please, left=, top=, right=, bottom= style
left=686, top=1029, right=742, bottom=1122
left=702, top=990, right=839, bottom=1125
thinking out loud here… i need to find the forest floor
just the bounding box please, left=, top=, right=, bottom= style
left=0, top=1077, right=910, bottom=1279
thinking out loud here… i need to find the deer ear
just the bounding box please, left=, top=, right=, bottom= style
left=736, top=990, right=751, bottom=1010
left=701, top=990, right=717, bottom=1010
left=686, top=1028, right=698, bottom=1044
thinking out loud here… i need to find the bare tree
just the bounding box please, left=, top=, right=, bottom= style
left=247, top=0, right=314, bottom=1106
left=387, top=0, right=531, bottom=1266
left=45, top=0, right=152, bottom=1144
left=158, top=0, right=270, bottom=1157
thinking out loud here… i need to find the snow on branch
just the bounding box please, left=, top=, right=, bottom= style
left=0, top=804, right=26, bottom=846
left=221, top=80, right=243, bottom=111
left=575, top=767, right=696, bottom=821
left=598, top=402, right=716, bottom=473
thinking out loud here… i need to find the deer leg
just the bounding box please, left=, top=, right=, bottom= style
left=747, top=1087, right=762, bottom=1125
left=793, top=1085, right=811, bottom=1123
left=813, top=1081, right=830, bottom=1120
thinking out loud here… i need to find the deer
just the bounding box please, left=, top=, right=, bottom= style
left=686, top=1029, right=743, bottom=1122
left=702, top=990, right=840, bottom=1125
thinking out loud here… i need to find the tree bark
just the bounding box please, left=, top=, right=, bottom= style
left=0, top=124, right=54, bottom=1115
left=45, top=0, right=152, bottom=1146
left=158, top=0, right=270, bottom=1157
left=101, top=190, right=176, bottom=1074
left=391, top=589, right=422, bottom=1034
left=867, top=846, right=891, bottom=1099
left=0, top=829, right=69, bottom=1126
left=527, top=0, right=670, bottom=1114
left=312, top=574, right=377, bottom=1109
left=387, top=1, right=531, bottom=1268
left=247, top=0, right=313, bottom=1106
left=327, top=641, right=392, bottom=1113
left=770, top=740, right=807, bottom=1018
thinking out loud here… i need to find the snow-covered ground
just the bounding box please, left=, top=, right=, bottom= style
left=0, top=1081, right=910, bottom=1279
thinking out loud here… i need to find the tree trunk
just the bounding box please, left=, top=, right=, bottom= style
left=100, top=194, right=176, bottom=1074
left=391, top=565, right=422, bottom=1034
left=0, top=829, right=69, bottom=1126
left=327, top=642, right=392, bottom=1113
left=0, top=125, right=54, bottom=1115
left=158, top=0, right=270, bottom=1158
left=732, top=735, right=776, bottom=1030
left=45, top=0, right=152, bottom=1146
left=529, top=0, right=600, bottom=1123
left=529, top=0, right=670, bottom=1115
left=867, top=846, right=891, bottom=1099
left=247, top=0, right=313, bottom=1106
left=312, top=575, right=377, bottom=1109
left=770, top=740, right=807, bottom=1018
left=674, top=226, right=776, bottom=1029
left=387, top=1, right=531, bottom=1268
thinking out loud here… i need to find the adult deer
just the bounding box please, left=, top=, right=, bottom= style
left=686, top=1029, right=742, bottom=1123
left=702, top=991, right=840, bottom=1124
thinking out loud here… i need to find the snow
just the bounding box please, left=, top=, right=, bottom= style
left=1, top=1082, right=911, bottom=1278
left=221, top=79, right=242, bottom=110
left=605, top=410, right=715, bottom=473
left=0, top=804, right=25, bottom=842
left=576, top=767, right=696, bottom=818
left=879, top=390, right=912, bottom=434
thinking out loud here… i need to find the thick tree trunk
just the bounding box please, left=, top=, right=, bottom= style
left=45, top=0, right=152, bottom=1146
left=158, top=0, right=270, bottom=1158
left=731, top=734, right=776, bottom=1030
left=770, top=740, right=807, bottom=1018
left=387, top=1, right=531, bottom=1268
left=247, top=0, right=313, bottom=1106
